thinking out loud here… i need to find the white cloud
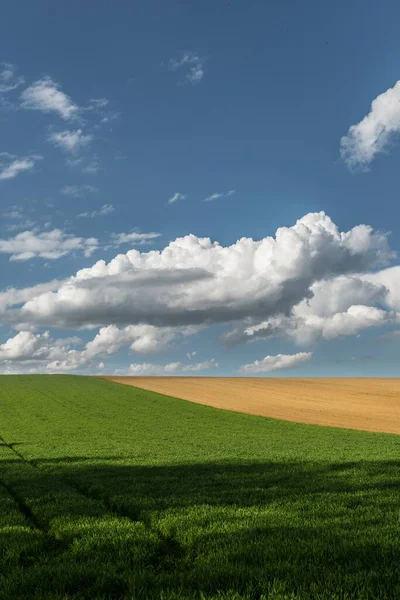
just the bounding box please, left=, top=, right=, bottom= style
left=84, top=97, right=119, bottom=127
left=0, top=155, right=41, bottom=181
left=20, top=76, right=79, bottom=120
left=119, top=358, right=218, bottom=375
left=61, top=185, right=97, bottom=198
left=83, top=155, right=100, bottom=174
left=4, top=219, right=37, bottom=233
left=341, top=80, right=400, bottom=169
left=0, top=330, right=50, bottom=361
left=8, top=211, right=393, bottom=331
left=168, top=192, right=186, bottom=204
left=361, top=265, right=400, bottom=311
left=287, top=276, right=393, bottom=343
left=224, top=273, right=399, bottom=346
left=48, top=129, right=93, bottom=154
left=87, top=98, right=109, bottom=109
left=66, top=155, right=101, bottom=174
left=294, top=276, right=387, bottom=319
left=0, top=279, right=63, bottom=320
left=84, top=324, right=181, bottom=356
left=0, top=330, right=73, bottom=361
left=204, top=189, right=235, bottom=202
left=169, top=53, right=205, bottom=85
left=292, top=305, right=392, bottom=344
left=1, top=214, right=51, bottom=236
left=98, top=111, right=120, bottom=126
left=188, top=67, right=204, bottom=84
left=38, top=324, right=196, bottom=372
left=0, top=62, right=24, bottom=93
left=0, top=229, right=99, bottom=261
left=0, top=330, right=82, bottom=373
left=110, top=231, right=161, bottom=245
left=78, top=204, right=114, bottom=218
left=0, top=205, right=24, bottom=220
left=239, top=352, right=312, bottom=374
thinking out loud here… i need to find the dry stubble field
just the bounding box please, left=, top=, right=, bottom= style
left=105, top=377, right=400, bottom=434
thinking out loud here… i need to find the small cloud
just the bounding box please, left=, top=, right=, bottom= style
left=0, top=205, right=36, bottom=232
left=85, top=97, right=119, bottom=128
left=0, top=154, right=42, bottom=181
left=20, top=76, right=79, bottom=120
left=83, top=155, right=100, bottom=174
left=0, top=205, right=23, bottom=219
left=168, top=52, right=206, bottom=85
left=111, top=231, right=161, bottom=246
left=87, top=98, right=109, bottom=109
left=0, top=228, right=99, bottom=261
left=5, top=219, right=36, bottom=233
left=119, top=358, right=218, bottom=375
left=204, top=189, right=235, bottom=202
left=66, top=155, right=100, bottom=175
left=341, top=79, right=400, bottom=170
left=239, top=352, right=312, bottom=374
left=0, top=95, right=14, bottom=110
left=98, top=111, right=120, bottom=126
left=48, top=129, right=93, bottom=154
left=186, top=351, right=197, bottom=359
left=61, top=185, right=97, bottom=198
left=78, top=204, right=114, bottom=218
left=168, top=192, right=186, bottom=205
left=204, top=192, right=223, bottom=202
left=66, top=157, right=83, bottom=169
left=0, top=62, right=24, bottom=93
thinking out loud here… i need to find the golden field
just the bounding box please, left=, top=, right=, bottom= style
left=104, top=377, right=400, bottom=434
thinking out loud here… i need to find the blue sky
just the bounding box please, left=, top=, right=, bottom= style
left=1, top=0, right=400, bottom=376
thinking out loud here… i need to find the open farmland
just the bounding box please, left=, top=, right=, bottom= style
left=0, top=375, right=399, bottom=600
left=106, top=377, right=400, bottom=434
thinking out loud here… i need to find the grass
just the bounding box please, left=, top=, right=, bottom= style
left=0, top=374, right=399, bottom=599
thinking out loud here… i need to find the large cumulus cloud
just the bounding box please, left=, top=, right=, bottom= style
left=8, top=212, right=394, bottom=330
left=1, top=211, right=399, bottom=373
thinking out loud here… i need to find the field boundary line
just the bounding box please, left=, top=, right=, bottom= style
left=102, top=376, right=400, bottom=435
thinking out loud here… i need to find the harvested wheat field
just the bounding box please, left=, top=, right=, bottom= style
left=104, top=377, right=400, bottom=434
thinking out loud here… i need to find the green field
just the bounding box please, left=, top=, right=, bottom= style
left=0, top=375, right=399, bottom=599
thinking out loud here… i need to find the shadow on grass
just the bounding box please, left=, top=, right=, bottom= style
left=0, top=457, right=399, bottom=599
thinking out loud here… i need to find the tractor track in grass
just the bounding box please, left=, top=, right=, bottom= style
left=0, top=433, right=186, bottom=570
left=0, top=477, right=41, bottom=532
left=0, top=431, right=143, bottom=523
left=0, top=434, right=61, bottom=535
left=54, top=474, right=187, bottom=570
left=0, top=436, right=66, bottom=557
